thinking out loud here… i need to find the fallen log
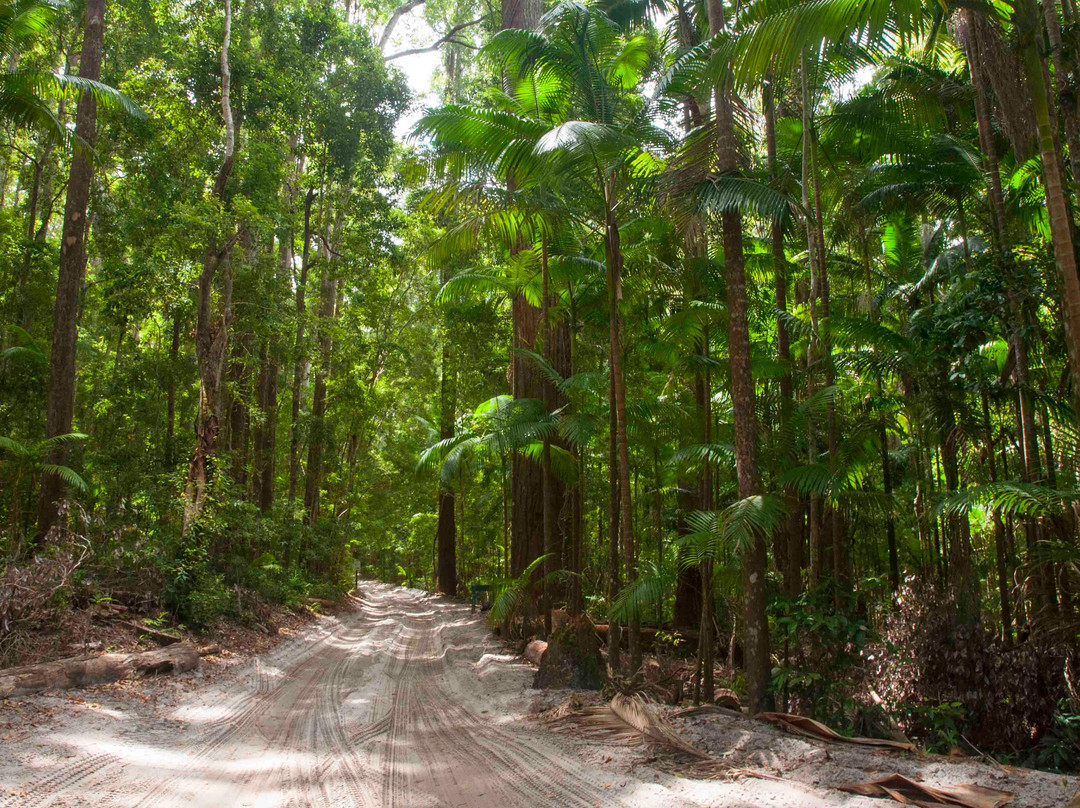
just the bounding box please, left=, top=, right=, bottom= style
left=524, top=639, right=548, bottom=666
left=119, top=620, right=181, bottom=646
left=0, top=642, right=199, bottom=699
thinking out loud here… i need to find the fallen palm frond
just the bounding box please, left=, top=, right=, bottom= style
left=837, top=774, right=1014, bottom=808
left=610, top=693, right=708, bottom=759
left=538, top=692, right=777, bottom=781
left=757, top=711, right=915, bottom=751
left=674, top=702, right=743, bottom=720
left=537, top=693, right=644, bottom=744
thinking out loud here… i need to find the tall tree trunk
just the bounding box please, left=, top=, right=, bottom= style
left=1042, top=0, right=1080, bottom=219
left=940, top=402, right=978, bottom=621
left=252, top=337, right=279, bottom=513
left=226, top=333, right=251, bottom=486
left=541, top=237, right=556, bottom=633
left=1014, top=0, right=1080, bottom=412
left=880, top=414, right=900, bottom=591
left=436, top=264, right=457, bottom=596
left=503, top=0, right=547, bottom=579
left=165, top=311, right=181, bottom=467
left=303, top=214, right=339, bottom=525
left=606, top=295, right=622, bottom=669
left=998, top=3, right=1064, bottom=619
left=802, top=55, right=823, bottom=589
left=181, top=0, right=236, bottom=534
left=605, top=195, right=640, bottom=675
left=35, top=0, right=107, bottom=537
left=980, top=382, right=1013, bottom=640
left=764, top=72, right=802, bottom=598
left=287, top=188, right=315, bottom=508
left=709, top=0, right=769, bottom=713
left=672, top=0, right=708, bottom=629
left=963, top=11, right=1033, bottom=632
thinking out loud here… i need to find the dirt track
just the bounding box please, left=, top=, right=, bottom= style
left=2, top=584, right=1075, bottom=807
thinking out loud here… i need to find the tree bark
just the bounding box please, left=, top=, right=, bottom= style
left=607, top=335, right=622, bottom=667
left=36, top=0, right=106, bottom=538
left=541, top=236, right=556, bottom=633
left=252, top=337, right=279, bottom=512
left=303, top=214, right=339, bottom=525
left=605, top=185, right=640, bottom=676
left=1014, top=0, right=1080, bottom=412
left=764, top=72, right=802, bottom=598
left=436, top=267, right=457, bottom=595
left=287, top=188, right=316, bottom=508
left=980, top=382, right=1013, bottom=640
left=0, top=643, right=198, bottom=699
left=709, top=0, right=769, bottom=713
left=181, top=0, right=236, bottom=534
left=165, top=311, right=181, bottom=467
left=940, top=402, right=978, bottom=621
left=503, top=0, right=548, bottom=580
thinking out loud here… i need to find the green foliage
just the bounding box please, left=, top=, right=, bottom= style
left=1024, top=704, right=1080, bottom=774
left=1, top=0, right=1079, bottom=776
left=892, top=700, right=966, bottom=754
left=770, top=588, right=871, bottom=727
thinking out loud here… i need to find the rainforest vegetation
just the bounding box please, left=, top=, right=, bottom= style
left=5, top=0, right=1080, bottom=771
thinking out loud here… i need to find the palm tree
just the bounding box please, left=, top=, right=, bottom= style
left=418, top=395, right=562, bottom=580
left=733, top=0, right=1080, bottom=431
left=0, top=0, right=142, bottom=147
left=416, top=1, right=673, bottom=673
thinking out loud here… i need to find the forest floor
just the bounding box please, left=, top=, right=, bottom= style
left=0, top=582, right=1075, bottom=807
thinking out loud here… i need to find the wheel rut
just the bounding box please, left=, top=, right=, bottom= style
left=2, top=584, right=706, bottom=807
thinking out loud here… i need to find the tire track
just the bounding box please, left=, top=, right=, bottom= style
left=6, top=584, right=717, bottom=808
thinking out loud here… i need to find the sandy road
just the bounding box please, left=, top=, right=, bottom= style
left=12, top=583, right=1044, bottom=807
left=0, top=584, right=741, bottom=807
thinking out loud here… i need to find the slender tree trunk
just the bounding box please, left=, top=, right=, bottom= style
left=604, top=189, right=640, bottom=676
left=252, top=337, right=279, bottom=513
left=568, top=282, right=584, bottom=616
left=165, top=311, right=181, bottom=467
left=503, top=0, right=546, bottom=579
left=606, top=306, right=622, bottom=669
left=940, top=403, right=978, bottom=621
left=181, top=0, right=236, bottom=534
left=880, top=415, right=900, bottom=592
left=36, top=0, right=107, bottom=537
left=541, top=236, right=556, bottom=634
left=1042, top=0, right=1080, bottom=219
left=226, top=333, right=251, bottom=486
left=287, top=189, right=315, bottom=508
left=802, top=55, right=823, bottom=589
left=980, top=382, right=1012, bottom=640
left=1014, top=0, right=1080, bottom=411
left=436, top=264, right=457, bottom=596
left=709, top=0, right=769, bottom=713
left=303, top=214, right=339, bottom=525
left=964, top=12, right=1041, bottom=627
left=764, top=72, right=802, bottom=598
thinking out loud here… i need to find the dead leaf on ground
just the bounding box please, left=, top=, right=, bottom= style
left=757, top=711, right=915, bottom=751
left=837, top=773, right=1014, bottom=808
